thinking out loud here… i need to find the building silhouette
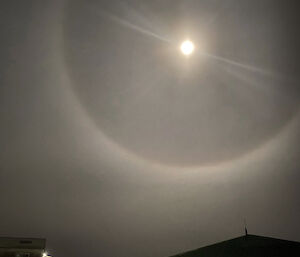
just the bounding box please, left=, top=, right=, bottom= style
left=170, top=234, right=300, bottom=257
left=0, top=237, right=46, bottom=257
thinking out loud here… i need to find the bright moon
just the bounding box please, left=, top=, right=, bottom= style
left=180, top=40, right=195, bottom=56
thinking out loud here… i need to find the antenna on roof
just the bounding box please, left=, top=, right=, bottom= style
left=244, top=219, right=248, bottom=237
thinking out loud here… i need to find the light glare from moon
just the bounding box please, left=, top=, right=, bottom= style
left=180, top=40, right=195, bottom=56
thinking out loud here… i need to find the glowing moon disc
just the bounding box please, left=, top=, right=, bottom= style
left=180, top=40, right=195, bottom=56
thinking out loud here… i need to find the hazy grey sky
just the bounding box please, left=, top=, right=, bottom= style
left=0, top=1, right=299, bottom=257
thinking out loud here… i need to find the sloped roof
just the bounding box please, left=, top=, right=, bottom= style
left=170, top=234, right=300, bottom=257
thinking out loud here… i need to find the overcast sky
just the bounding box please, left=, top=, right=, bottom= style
left=0, top=1, right=299, bottom=257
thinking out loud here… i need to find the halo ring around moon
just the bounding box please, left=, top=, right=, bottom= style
left=62, top=0, right=299, bottom=167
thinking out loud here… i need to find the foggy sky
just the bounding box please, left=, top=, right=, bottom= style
left=0, top=1, right=299, bottom=257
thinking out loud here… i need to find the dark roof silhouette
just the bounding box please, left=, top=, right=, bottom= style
left=170, top=234, right=300, bottom=257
